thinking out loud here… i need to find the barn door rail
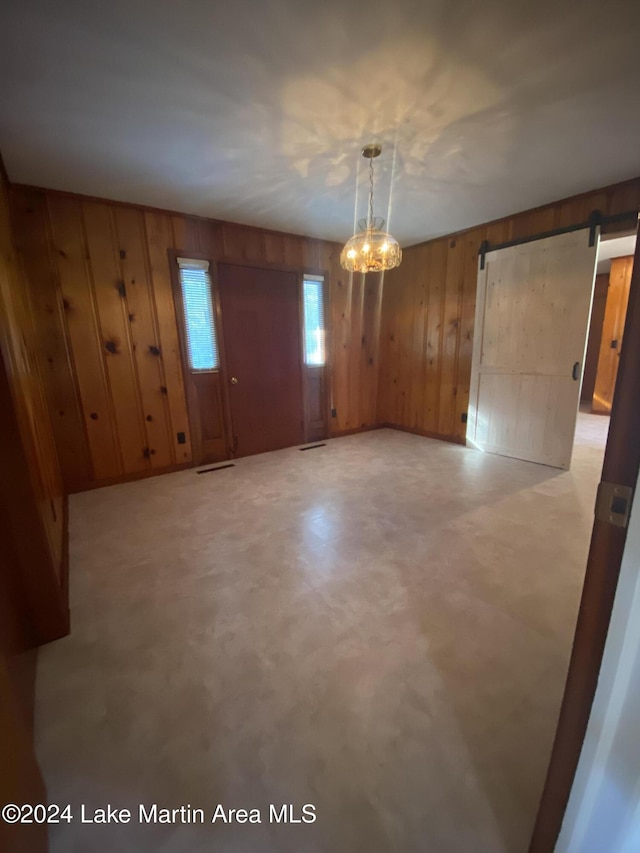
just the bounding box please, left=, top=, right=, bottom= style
left=478, top=208, right=639, bottom=270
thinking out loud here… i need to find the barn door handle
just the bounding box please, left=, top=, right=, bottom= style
left=572, top=362, right=580, bottom=381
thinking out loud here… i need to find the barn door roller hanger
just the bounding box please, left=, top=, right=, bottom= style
left=478, top=209, right=638, bottom=270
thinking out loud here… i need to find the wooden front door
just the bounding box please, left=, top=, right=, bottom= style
left=467, top=228, right=598, bottom=469
left=217, top=264, right=304, bottom=457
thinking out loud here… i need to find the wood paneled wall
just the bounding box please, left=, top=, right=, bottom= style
left=12, top=176, right=640, bottom=490
left=11, top=186, right=381, bottom=490
left=0, top=166, right=67, bottom=853
left=0, top=172, right=67, bottom=641
left=378, top=177, right=640, bottom=442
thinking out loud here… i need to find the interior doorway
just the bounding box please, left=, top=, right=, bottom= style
left=217, top=263, right=304, bottom=457
left=468, top=227, right=599, bottom=469
left=469, top=221, right=637, bottom=469
left=581, top=230, right=636, bottom=422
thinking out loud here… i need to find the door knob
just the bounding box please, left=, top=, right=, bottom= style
left=230, top=377, right=238, bottom=385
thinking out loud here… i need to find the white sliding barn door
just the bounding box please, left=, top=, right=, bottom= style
left=467, top=228, right=598, bottom=469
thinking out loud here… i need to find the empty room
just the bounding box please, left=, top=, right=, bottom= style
left=2, top=1, right=640, bottom=852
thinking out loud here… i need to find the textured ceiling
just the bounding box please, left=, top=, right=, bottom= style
left=1, top=0, right=640, bottom=245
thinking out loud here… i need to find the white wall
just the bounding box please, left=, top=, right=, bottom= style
left=557, top=482, right=640, bottom=852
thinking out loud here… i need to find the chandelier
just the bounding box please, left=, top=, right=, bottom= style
left=340, top=144, right=402, bottom=273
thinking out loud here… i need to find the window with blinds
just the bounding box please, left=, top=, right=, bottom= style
left=177, top=258, right=219, bottom=371
left=302, top=275, right=326, bottom=366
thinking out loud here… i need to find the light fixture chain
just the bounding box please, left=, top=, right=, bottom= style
left=368, top=156, right=374, bottom=227
left=339, top=143, right=402, bottom=273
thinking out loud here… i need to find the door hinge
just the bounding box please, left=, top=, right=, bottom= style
left=595, top=481, right=633, bottom=529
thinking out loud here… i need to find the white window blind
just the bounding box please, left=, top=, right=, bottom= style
left=303, top=275, right=326, bottom=366
left=177, top=258, right=219, bottom=371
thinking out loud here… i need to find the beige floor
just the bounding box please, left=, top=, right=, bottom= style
left=35, top=414, right=609, bottom=853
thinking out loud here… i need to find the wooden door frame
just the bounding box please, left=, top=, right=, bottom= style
left=172, top=251, right=331, bottom=459
left=168, top=248, right=234, bottom=463
left=296, top=270, right=331, bottom=443
left=212, top=259, right=332, bottom=444
left=528, top=224, right=640, bottom=851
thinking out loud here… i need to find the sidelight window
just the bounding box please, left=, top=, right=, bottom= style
left=302, top=275, right=326, bottom=366
left=177, top=258, right=219, bottom=371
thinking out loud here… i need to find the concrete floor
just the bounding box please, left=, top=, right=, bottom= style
left=35, top=414, right=609, bottom=853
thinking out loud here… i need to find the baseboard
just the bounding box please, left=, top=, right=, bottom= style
left=70, top=424, right=466, bottom=492
left=330, top=424, right=383, bottom=438
left=380, top=422, right=466, bottom=446
left=69, top=460, right=195, bottom=493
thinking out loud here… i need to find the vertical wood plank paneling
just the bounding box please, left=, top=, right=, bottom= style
left=145, top=210, right=193, bottom=465
left=606, top=182, right=640, bottom=216
left=407, top=246, right=429, bottom=431
left=47, top=195, right=119, bottom=480
left=221, top=224, right=265, bottom=262
left=330, top=269, right=352, bottom=432
left=12, top=174, right=640, bottom=487
left=394, top=251, right=415, bottom=427
left=283, top=235, right=304, bottom=271
left=347, top=273, right=365, bottom=431
left=197, top=219, right=223, bottom=260
left=379, top=266, right=401, bottom=423
left=0, top=182, right=65, bottom=576
left=83, top=201, right=147, bottom=474
left=360, top=272, right=382, bottom=427
left=263, top=232, right=286, bottom=266
left=12, top=188, right=367, bottom=485
left=171, top=216, right=201, bottom=253
left=454, top=228, right=485, bottom=441
left=114, top=208, right=173, bottom=468
left=378, top=176, right=640, bottom=443
left=438, top=237, right=464, bottom=437
left=302, top=238, right=323, bottom=271
left=0, top=170, right=68, bottom=651
left=10, top=190, right=91, bottom=490
left=423, top=239, right=446, bottom=433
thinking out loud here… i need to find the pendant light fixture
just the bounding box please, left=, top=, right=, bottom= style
left=340, top=144, right=402, bottom=273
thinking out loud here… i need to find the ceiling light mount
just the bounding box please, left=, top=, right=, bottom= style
left=340, top=143, right=402, bottom=274
left=361, top=144, right=382, bottom=160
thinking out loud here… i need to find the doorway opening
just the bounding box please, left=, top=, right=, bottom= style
left=468, top=217, right=637, bottom=471
left=579, top=228, right=636, bottom=453
left=171, top=254, right=330, bottom=465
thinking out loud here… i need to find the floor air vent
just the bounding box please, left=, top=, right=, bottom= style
left=196, top=463, right=236, bottom=474
left=299, top=443, right=326, bottom=451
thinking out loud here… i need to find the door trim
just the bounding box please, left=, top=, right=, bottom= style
left=297, top=271, right=331, bottom=443
left=213, top=260, right=331, bottom=452
left=528, top=223, right=640, bottom=851
left=170, top=252, right=331, bottom=460
left=168, top=248, right=233, bottom=464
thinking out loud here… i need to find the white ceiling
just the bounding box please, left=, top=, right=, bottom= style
left=1, top=0, right=640, bottom=246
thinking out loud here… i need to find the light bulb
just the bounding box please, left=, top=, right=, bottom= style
left=362, top=243, right=370, bottom=253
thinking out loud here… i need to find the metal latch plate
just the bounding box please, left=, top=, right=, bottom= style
left=595, top=481, right=633, bottom=528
